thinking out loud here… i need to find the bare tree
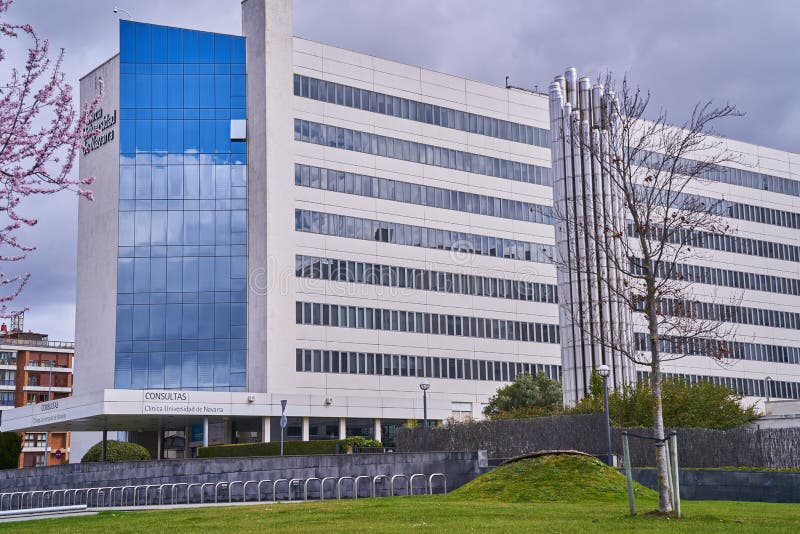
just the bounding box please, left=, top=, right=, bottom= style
left=549, top=72, right=742, bottom=514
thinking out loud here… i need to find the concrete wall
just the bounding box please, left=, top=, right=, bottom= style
left=631, top=468, right=800, bottom=503
left=74, top=54, right=122, bottom=463
left=0, top=451, right=482, bottom=496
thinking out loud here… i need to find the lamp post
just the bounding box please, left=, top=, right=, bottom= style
left=419, top=380, right=430, bottom=429
left=597, top=365, right=612, bottom=466
left=43, top=360, right=54, bottom=466
left=764, top=376, right=773, bottom=404
left=113, top=7, right=133, bottom=19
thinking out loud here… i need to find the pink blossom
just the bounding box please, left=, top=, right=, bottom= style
left=0, top=0, right=100, bottom=316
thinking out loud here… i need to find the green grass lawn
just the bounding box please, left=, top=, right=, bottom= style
left=4, top=455, right=798, bottom=533
left=2, top=496, right=799, bottom=533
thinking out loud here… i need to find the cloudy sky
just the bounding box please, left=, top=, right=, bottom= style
left=3, top=0, right=798, bottom=340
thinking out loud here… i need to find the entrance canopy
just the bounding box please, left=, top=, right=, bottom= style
left=0, top=389, right=447, bottom=433
left=0, top=389, right=277, bottom=433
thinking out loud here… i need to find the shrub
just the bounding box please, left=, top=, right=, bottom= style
left=571, top=374, right=759, bottom=429
left=199, top=437, right=382, bottom=458
left=344, top=436, right=382, bottom=449
left=81, top=440, right=151, bottom=463
left=483, top=373, right=563, bottom=419
left=0, top=432, right=22, bottom=469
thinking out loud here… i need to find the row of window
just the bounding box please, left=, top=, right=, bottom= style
left=651, top=186, right=800, bottom=231
left=293, top=74, right=550, bottom=148
left=636, top=150, right=800, bottom=199
left=119, top=199, right=248, bottom=215
left=117, top=256, right=248, bottom=295
left=0, top=392, right=13, bottom=406
left=115, top=302, right=247, bottom=342
left=294, top=119, right=552, bottom=187
left=119, top=163, right=247, bottom=202
left=0, top=369, right=15, bottom=386
left=632, top=224, right=800, bottom=263
left=635, top=333, right=800, bottom=365
left=295, top=348, right=561, bottom=382
left=0, top=352, right=16, bottom=365
left=295, top=164, right=553, bottom=225
left=120, top=117, right=247, bottom=155
left=119, top=210, right=247, bottom=249
left=121, top=72, right=247, bottom=110
left=295, top=254, right=559, bottom=304
left=294, top=209, right=553, bottom=264
left=642, top=258, right=800, bottom=296
left=295, top=301, right=561, bottom=343
left=114, top=350, right=247, bottom=391
left=120, top=21, right=246, bottom=65
left=655, top=298, right=800, bottom=331
left=637, top=371, right=800, bottom=400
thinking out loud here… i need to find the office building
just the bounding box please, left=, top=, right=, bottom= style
left=1, top=0, right=797, bottom=460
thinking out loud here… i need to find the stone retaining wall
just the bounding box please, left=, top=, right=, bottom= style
left=630, top=468, right=800, bottom=503
left=0, top=451, right=483, bottom=495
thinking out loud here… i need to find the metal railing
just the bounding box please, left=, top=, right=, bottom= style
left=0, top=473, right=447, bottom=511
left=0, top=338, right=74, bottom=350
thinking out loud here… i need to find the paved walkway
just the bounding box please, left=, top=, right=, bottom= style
left=0, top=500, right=302, bottom=523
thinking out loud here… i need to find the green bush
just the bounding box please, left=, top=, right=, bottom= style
left=81, top=440, right=151, bottom=463
left=0, top=432, right=22, bottom=469
left=343, top=436, right=382, bottom=449
left=483, top=373, right=563, bottom=419
left=199, top=437, right=382, bottom=458
left=571, top=373, right=759, bottom=429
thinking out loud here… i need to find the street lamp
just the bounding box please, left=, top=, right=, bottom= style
left=113, top=7, right=133, bottom=19
left=764, top=376, right=773, bottom=404
left=419, top=380, right=430, bottom=429
left=597, top=364, right=613, bottom=466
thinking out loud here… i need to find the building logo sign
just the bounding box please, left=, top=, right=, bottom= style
left=32, top=400, right=66, bottom=424
left=83, top=107, right=117, bottom=155
left=39, top=400, right=60, bottom=412
left=142, top=390, right=225, bottom=415
left=144, top=391, right=188, bottom=401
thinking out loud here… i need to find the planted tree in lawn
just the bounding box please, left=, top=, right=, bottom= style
left=0, top=0, right=99, bottom=315
left=483, top=372, right=563, bottom=419
left=549, top=71, right=741, bottom=513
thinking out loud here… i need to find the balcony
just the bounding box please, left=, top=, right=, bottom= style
left=24, top=365, right=73, bottom=373
left=23, top=385, right=71, bottom=393
left=0, top=338, right=74, bottom=350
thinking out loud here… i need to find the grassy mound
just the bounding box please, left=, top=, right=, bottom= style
left=451, top=452, right=657, bottom=503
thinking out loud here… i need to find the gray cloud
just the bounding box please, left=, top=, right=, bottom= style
left=2, top=0, right=796, bottom=340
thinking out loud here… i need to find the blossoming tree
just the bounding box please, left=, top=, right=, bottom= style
left=0, top=0, right=99, bottom=315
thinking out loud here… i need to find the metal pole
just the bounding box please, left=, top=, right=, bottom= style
left=202, top=416, right=209, bottom=448
left=670, top=432, right=681, bottom=518
left=423, top=389, right=428, bottom=429
left=602, top=376, right=612, bottom=466
left=44, top=361, right=53, bottom=466
left=280, top=425, right=284, bottom=457
left=621, top=432, right=636, bottom=516
left=101, top=430, right=108, bottom=462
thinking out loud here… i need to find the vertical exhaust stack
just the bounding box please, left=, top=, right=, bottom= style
left=550, top=68, right=635, bottom=406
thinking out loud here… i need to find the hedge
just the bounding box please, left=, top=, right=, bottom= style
left=81, top=440, right=151, bottom=463
left=0, top=432, right=23, bottom=469
left=199, top=436, right=381, bottom=458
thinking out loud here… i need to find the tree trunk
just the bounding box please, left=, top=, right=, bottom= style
left=647, top=299, right=673, bottom=514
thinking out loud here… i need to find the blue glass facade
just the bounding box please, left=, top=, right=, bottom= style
left=115, top=21, right=247, bottom=391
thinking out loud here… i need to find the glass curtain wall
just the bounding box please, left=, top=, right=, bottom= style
left=115, top=21, right=247, bottom=391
